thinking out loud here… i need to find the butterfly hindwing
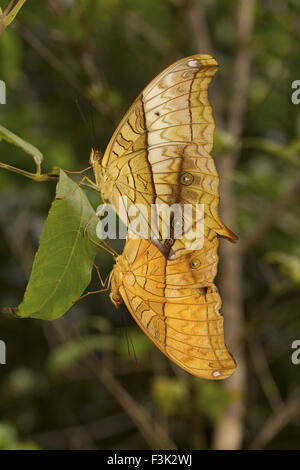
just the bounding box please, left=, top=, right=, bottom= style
left=110, top=237, right=236, bottom=380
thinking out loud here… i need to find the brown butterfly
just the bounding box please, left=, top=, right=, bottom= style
left=100, top=235, right=236, bottom=380
left=89, top=54, right=237, bottom=259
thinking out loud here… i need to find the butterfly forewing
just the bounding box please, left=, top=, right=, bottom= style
left=98, top=55, right=237, bottom=258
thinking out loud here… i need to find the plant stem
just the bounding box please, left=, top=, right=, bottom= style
left=0, top=0, right=26, bottom=35
left=0, top=161, right=100, bottom=195
left=0, top=161, right=56, bottom=181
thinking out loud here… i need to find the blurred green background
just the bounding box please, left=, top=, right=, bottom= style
left=0, top=0, right=300, bottom=450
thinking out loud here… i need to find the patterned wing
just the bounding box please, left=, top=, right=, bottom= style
left=111, top=238, right=236, bottom=380
left=99, top=55, right=237, bottom=259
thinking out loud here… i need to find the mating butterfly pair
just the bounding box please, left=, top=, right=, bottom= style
left=87, top=55, right=237, bottom=379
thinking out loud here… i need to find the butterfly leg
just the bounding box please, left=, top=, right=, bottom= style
left=61, top=166, right=92, bottom=175
left=55, top=175, right=98, bottom=200
left=93, top=263, right=110, bottom=288
left=85, top=231, right=119, bottom=258
left=76, top=270, right=113, bottom=301
left=83, top=203, right=107, bottom=238
left=83, top=204, right=119, bottom=258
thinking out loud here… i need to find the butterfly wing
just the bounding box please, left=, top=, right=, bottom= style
left=113, top=237, right=236, bottom=379
left=100, top=55, right=237, bottom=258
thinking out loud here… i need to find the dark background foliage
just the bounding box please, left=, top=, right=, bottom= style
left=0, top=0, right=299, bottom=450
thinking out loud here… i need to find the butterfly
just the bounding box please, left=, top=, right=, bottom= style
left=90, top=54, right=237, bottom=259
left=107, top=235, right=236, bottom=380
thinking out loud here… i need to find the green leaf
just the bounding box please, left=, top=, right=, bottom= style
left=16, top=170, right=99, bottom=320
left=0, top=124, right=43, bottom=167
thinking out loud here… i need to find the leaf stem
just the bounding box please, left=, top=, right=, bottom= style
left=0, top=161, right=100, bottom=195
left=0, top=0, right=26, bottom=34
left=0, top=161, right=55, bottom=181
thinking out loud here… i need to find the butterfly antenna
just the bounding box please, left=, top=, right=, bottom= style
left=121, top=309, right=138, bottom=367
left=75, top=98, right=94, bottom=150
left=89, top=96, right=98, bottom=151
left=121, top=309, right=131, bottom=360
left=130, top=331, right=138, bottom=368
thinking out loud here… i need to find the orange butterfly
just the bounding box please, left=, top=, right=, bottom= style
left=89, top=54, right=237, bottom=259
left=104, top=235, right=236, bottom=380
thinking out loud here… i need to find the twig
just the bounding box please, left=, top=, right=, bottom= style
left=125, top=11, right=169, bottom=51
left=227, top=0, right=256, bottom=142
left=0, top=161, right=57, bottom=182
left=186, top=0, right=212, bottom=54
left=0, top=0, right=26, bottom=35
left=0, top=161, right=100, bottom=195
left=52, top=320, right=177, bottom=450
left=13, top=20, right=115, bottom=122
left=240, top=175, right=300, bottom=253
left=87, top=356, right=177, bottom=450
left=249, top=393, right=300, bottom=449
left=0, top=124, right=43, bottom=173
left=248, top=339, right=283, bottom=412
left=185, top=0, right=226, bottom=124
left=30, top=413, right=133, bottom=450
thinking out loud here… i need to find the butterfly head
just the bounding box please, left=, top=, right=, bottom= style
left=89, top=147, right=108, bottom=198
left=89, top=147, right=103, bottom=168
left=109, top=264, right=123, bottom=308
left=90, top=147, right=120, bottom=202
left=109, top=291, right=122, bottom=308
left=109, top=254, right=131, bottom=308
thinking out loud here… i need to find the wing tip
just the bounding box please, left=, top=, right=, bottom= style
left=216, top=225, right=239, bottom=242
left=192, top=54, right=219, bottom=68
left=173, top=54, right=218, bottom=70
